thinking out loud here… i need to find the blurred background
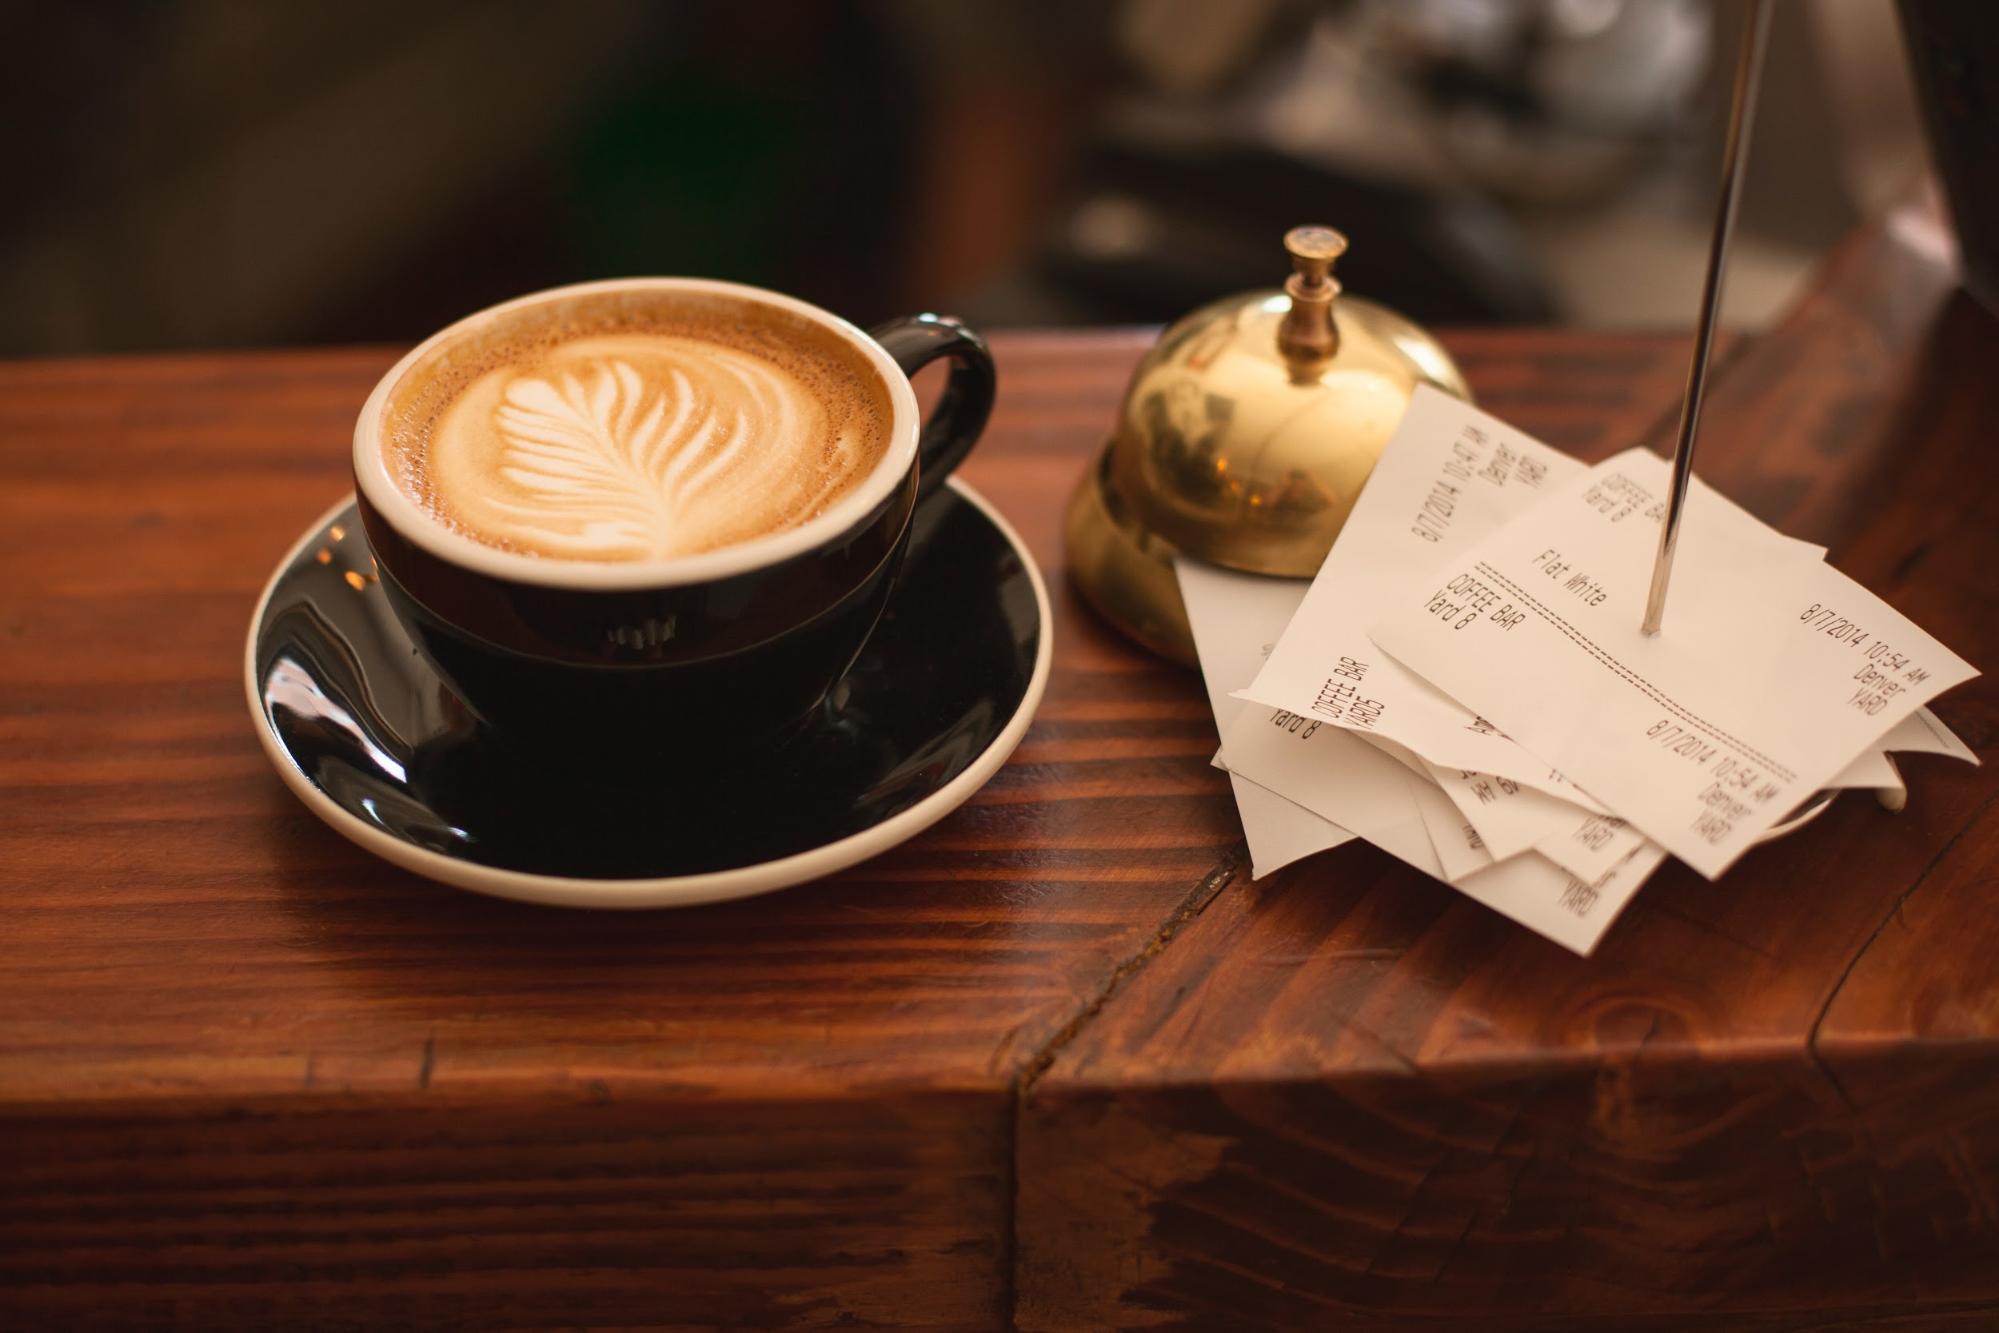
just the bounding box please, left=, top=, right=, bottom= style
left=3, top=0, right=1930, bottom=357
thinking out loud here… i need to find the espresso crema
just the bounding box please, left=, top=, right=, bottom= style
left=381, top=290, right=895, bottom=562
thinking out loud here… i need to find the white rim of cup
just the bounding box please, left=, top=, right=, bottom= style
left=351, top=277, right=925, bottom=591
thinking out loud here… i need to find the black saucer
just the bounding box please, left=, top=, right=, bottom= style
left=244, top=480, right=1051, bottom=907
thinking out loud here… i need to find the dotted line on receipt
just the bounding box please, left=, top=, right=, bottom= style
left=1474, top=561, right=1800, bottom=784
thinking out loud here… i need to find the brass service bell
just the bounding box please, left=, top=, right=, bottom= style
left=1065, top=226, right=1472, bottom=665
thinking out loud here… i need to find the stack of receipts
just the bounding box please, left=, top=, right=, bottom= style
left=1180, top=386, right=1979, bottom=954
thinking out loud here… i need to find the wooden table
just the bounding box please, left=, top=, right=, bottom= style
left=4, top=198, right=1996, bottom=1330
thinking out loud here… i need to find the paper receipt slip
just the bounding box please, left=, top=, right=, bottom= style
left=1235, top=384, right=1589, bottom=787
left=1369, top=448, right=1978, bottom=877
left=1236, top=385, right=1816, bottom=790
left=1174, top=557, right=1355, bottom=880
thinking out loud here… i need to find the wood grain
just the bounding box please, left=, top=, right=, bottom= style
left=0, top=332, right=1229, bottom=1328
left=0, top=308, right=1823, bottom=1326
left=1018, top=201, right=1999, bottom=1328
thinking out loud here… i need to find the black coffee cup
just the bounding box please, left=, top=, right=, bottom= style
left=351, top=279, right=994, bottom=754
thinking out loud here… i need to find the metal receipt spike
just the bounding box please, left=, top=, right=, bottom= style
left=1642, top=0, right=1773, bottom=636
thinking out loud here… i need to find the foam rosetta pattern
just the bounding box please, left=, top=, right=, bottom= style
left=421, top=334, right=880, bottom=561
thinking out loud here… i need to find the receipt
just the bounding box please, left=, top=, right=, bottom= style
left=1219, top=695, right=1663, bottom=953
left=1370, top=448, right=1978, bottom=877
left=1405, top=764, right=1497, bottom=882
left=1825, top=707, right=1978, bottom=801
left=1231, top=773, right=1356, bottom=880
left=1415, top=761, right=1654, bottom=880
left=1450, top=839, right=1668, bottom=957
left=1221, top=710, right=1444, bottom=877
left=1237, top=388, right=1821, bottom=795
left=1424, top=763, right=1589, bottom=860
left=1829, top=748, right=1900, bottom=792
left=1175, top=558, right=1354, bottom=879
left=1534, top=812, right=1650, bottom=883
left=1353, top=734, right=1504, bottom=878
left=1883, top=706, right=1979, bottom=764
left=1234, top=386, right=1584, bottom=787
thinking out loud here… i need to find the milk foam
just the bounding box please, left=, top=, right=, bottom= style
left=388, top=306, right=890, bottom=562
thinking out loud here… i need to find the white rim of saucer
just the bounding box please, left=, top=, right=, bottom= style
left=351, top=277, right=925, bottom=591
left=243, top=478, right=1053, bottom=909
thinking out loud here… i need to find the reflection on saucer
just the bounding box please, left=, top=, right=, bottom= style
left=245, top=482, right=1050, bottom=907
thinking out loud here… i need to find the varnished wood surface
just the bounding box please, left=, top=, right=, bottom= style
left=1019, top=202, right=1999, bottom=1328
left=1, top=203, right=1988, bottom=1328
left=0, top=330, right=1232, bottom=1329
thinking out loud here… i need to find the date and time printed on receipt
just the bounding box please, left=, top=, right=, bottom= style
left=1177, top=385, right=1978, bottom=955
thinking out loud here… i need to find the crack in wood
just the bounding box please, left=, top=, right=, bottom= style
left=1003, top=839, right=1248, bottom=1329
left=1014, top=841, right=1248, bottom=1103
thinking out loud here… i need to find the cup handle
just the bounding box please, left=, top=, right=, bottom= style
left=869, top=314, right=996, bottom=503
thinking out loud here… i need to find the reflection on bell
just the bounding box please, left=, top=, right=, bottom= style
left=1065, top=225, right=1472, bottom=666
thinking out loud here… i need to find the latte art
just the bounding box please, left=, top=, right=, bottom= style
left=385, top=299, right=893, bottom=563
